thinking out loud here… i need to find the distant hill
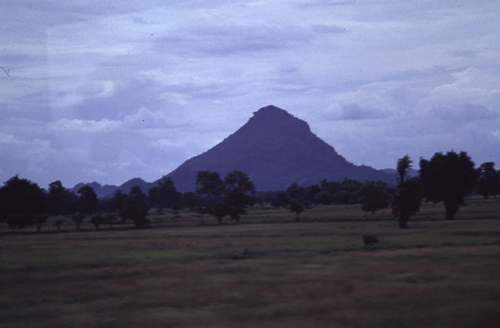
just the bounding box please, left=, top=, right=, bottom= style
left=165, top=105, right=395, bottom=191
left=70, top=178, right=155, bottom=198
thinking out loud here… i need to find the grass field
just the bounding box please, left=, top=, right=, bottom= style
left=1, top=198, right=500, bottom=327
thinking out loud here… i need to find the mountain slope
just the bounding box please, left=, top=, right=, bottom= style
left=166, top=105, right=394, bottom=191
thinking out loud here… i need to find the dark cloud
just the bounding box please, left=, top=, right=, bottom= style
left=431, top=104, right=498, bottom=121
left=326, top=104, right=391, bottom=121
left=156, top=24, right=310, bottom=57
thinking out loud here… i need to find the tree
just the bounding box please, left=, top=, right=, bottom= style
left=287, top=183, right=307, bottom=216
left=286, top=183, right=305, bottom=204
left=34, top=214, right=48, bottom=233
left=103, top=213, right=117, bottom=229
left=290, top=200, right=304, bottom=222
left=419, top=151, right=477, bottom=221
left=121, top=193, right=149, bottom=229
left=195, top=171, right=225, bottom=224
left=153, top=177, right=183, bottom=211
left=271, top=191, right=289, bottom=208
left=110, top=190, right=127, bottom=213
left=47, top=181, right=76, bottom=215
left=6, top=214, right=27, bottom=231
left=76, top=186, right=100, bottom=215
left=476, top=162, right=499, bottom=199
left=359, top=180, right=391, bottom=215
left=223, top=170, right=256, bottom=222
left=314, top=190, right=333, bottom=205
left=47, top=181, right=68, bottom=215
left=182, top=191, right=202, bottom=211
left=320, top=179, right=340, bottom=197
left=90, top=214, right=103, bottom=230
left=0, top=176, right=46, bottom=230
left=392, top=156, right=422, bottom=228
left=305, top=184, right=322, bottom=204
left=72, top=213, right=85, bottom=231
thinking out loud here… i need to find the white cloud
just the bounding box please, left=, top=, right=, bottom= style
left=2, top=0, right=500, bottom=187
left=52, top=118, right=121, bottom=133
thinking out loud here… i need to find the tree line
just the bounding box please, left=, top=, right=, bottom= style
left=0, top=151, right=499, bottom=231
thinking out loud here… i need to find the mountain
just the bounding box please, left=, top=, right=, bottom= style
left=165, top=105, right=395, bottom=191
left=70, top=182, right=118, bottom=198
left=116, top=178, right=156, bottom=195
left=70, top=178, right=155, bottom=198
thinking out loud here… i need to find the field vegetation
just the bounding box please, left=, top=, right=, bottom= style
left=1, top=197, right=500, bottom=328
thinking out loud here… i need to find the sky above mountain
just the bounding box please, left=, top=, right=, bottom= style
left=1, top=0, right=500, bottom=189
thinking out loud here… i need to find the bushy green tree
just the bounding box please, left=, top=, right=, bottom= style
left=330, top=178, right=363, bottom=204
left=195, top=170, right=256, bottom=224
left=419, top=151, right=477, bottom=221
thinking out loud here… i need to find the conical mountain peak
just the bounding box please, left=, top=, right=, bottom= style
left=244, top=105, right=310, bottom=136
left=165, top=106, right=393, bottom=191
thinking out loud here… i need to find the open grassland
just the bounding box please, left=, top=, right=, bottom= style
left=1, top=198, right=500, bottom=327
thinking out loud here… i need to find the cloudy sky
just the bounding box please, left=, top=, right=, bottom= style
left=1, top=0, right=500, bottom=189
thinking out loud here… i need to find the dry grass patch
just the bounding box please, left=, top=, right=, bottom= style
left=1, top=202, right=500, bottom=327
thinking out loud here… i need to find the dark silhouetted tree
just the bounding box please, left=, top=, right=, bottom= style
left=0, top=176, right=46, bottom=230
left=110, top=190, right=127, bottom=213
left=392, top=156, right=422, bottom=228
left=419, top=151, right=477, bottom=221
left=305, top=184, right=322, bottom=204
left=223, top=170, right=256, bottom=222
left=290, top=200, right=304, bottom=222
left=314, top=190, right=333, bottom=205
left=195, top=171, right=225, bottom=224
left=76, top=186, right=100, bottom=215
left=154, top=177, right=183, bottom=211
left=72, top=213, right=85, bottom=231
left=182, top=191, right=202, bottom=211
left=104, top=213, right=117, bottom=229
left=47, top=180, right=68, bottom=215
left=121, top=193, right=149, bottom=229
left=271, top=191, right=289, bottom=208
left=359, top=180, right=391, bottom=215
left=34, top=214, right=48, bottom=233
left=6, top=214, right=26, bottom=231
left=476, top=162, right=499, bottom=199
left=90, top=214, right=103, bottom=229
left=321, top=179, right=340, bottom=197
left=286, top=183, right=305, bottom=204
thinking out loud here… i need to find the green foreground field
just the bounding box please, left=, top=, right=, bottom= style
left=1, top=199, right=500, bottom=328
